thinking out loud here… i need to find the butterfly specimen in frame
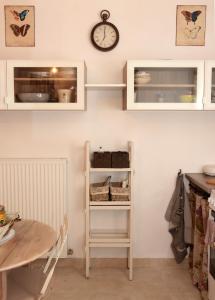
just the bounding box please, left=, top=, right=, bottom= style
left=10, top=24, right=31, bottom=37
left=10, top=9, right=29, bottom=21
left=184, top=26, right=201, bottom=39
left=181, top=10, right=202, bottom=25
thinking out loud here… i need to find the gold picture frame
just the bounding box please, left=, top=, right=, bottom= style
left=5, top=5, right=35, bottom=47
left=176, top=5, right=206, bottom=46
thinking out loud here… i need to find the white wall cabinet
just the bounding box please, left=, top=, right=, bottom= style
left=6, top=60, right=86, bottom=110
left=1, top=59, right=215, bottom=111
left=204, top=60, right=215, bottom=110
left=124, top=60, right=205, bottom=110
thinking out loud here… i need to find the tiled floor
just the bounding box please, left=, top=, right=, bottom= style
left=45, top=259, right=201, bottom=300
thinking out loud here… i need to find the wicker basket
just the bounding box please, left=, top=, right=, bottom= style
left=90, top=183, right=109, bottom=201
left=110, top=182, right=130, bottom=201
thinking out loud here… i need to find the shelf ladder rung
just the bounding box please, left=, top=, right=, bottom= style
left=89, top=242, right=131, bottom=248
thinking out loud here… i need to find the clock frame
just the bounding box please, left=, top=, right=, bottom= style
left=91, top=10, right=120, bottom=52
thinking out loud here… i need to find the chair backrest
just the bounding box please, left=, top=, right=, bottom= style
left=39, top=215, right=69, bottom=298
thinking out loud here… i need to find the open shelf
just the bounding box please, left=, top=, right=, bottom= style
left=85, top=141, right=133, bottom=280
left=134, top=84, right=196, bottom=88
left=89, top=230, right=130, bottom=243
left=15, top=78, right=76, bottom=81
left=85, top=83, right=126, bottom=89
left=90, top=201, right=131, bottom=206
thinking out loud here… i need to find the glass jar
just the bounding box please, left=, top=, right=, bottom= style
left=0, top=205, right=6, bottom=226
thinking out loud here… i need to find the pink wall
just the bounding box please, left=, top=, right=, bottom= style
left=0, top=0, right=214, bottom=258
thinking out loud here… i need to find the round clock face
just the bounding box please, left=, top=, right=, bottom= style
left=91, top=22, right=119, bottom=51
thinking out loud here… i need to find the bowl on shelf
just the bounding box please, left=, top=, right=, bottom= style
left=179, top=94, right=195, bottom=103
left=134, top=71, right=151, bottom=84
left=29, top=71, right=50, bottom=78
left=18, top=93, right=50, bottom=103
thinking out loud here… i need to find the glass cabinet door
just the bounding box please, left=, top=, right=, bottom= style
left=7, top=61, right=85, bottom=110
left=205, top=61, right=215, bottom=110
left=134, top=67, right=197, bottom=103
left=14, top=67, right=77, bottom=104
left=125, top=60, right=204, bottom=110
left=211, top=68, right=215, bottom=104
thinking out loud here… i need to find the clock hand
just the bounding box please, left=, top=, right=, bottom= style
left=102, top=26, right=106, bottom=41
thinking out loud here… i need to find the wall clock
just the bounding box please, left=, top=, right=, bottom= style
left=91, top=10, right=119, bottom=52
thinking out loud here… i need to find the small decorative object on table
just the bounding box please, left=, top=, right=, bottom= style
left=202, top=165, right=215, bottom=176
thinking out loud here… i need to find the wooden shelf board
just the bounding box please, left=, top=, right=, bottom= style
left=134, top=84, right=196, bottom=88
left=89, top=243, right=131, bottom=248
left=90, top=201, right=131, bottom=206
left=15, top=78, right=76, bottom=81
left=90, top=230, right=129, bottom=243
left=85, top=83, right=126, bottom=89
left=90, top=205, right=131, bottom=210
left=90, top=168, right=132, bottom=172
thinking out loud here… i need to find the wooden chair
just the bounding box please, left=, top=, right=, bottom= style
left=7, top=216, right=68, bottom=300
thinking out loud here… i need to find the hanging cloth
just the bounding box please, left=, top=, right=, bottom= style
left=165, top=171, right=188, bottom=263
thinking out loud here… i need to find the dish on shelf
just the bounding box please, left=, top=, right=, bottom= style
left=134, top=71, right=151, bottom=84
left=179, top=94, right=195, bottom=103
left=18, top=93, right=50, bottom=103
left=58, top=70, right=77, bottom=78
left=29, top=71, right=50, bottom=78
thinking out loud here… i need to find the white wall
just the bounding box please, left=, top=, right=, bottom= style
left=0, top=0, right=215, bottom=258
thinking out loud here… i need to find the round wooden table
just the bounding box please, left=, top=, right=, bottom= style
left=0, top=220, right=57, bottom=300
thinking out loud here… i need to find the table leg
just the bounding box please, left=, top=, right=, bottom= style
left=0, top=272, right=7, bottom=300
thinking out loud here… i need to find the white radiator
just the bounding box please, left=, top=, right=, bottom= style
left=0, top=158, right=68, bottom=235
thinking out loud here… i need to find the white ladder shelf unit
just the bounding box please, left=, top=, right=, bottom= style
left=85, top=141, right=134, bottom=280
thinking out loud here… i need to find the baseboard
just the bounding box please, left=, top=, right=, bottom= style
left=55, top=257, right=188, bottom=269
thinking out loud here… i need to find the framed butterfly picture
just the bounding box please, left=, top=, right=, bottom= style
left=176, top=5, right=206, bottom=46
left=5, top=5, right=35, bottom=47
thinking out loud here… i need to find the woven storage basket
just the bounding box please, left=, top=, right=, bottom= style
left=90, top=183, right=109, bottom=201
left=110, top=182, right=130, bottom=201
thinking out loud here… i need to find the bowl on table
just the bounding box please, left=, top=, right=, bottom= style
left=18, top=93, right=50, bottom=103
left=0, top=213, right=20, bottom=245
